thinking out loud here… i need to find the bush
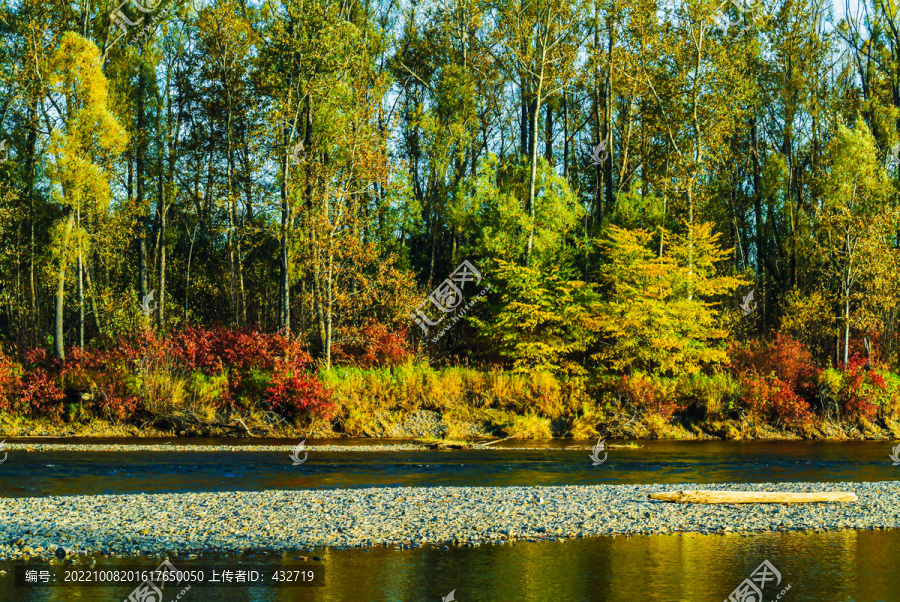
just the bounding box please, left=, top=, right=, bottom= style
left=331, top=320, right=412, bottom=368
left=616, top=372, right=681, bottom=419
left=839, top=356, right=886, bottom=422
left=0, top=350, right=23, bottom=414
left=676, top=372, right=741, bottom=419
left=265, top=359, right=334, bottom=422
left=730, top=334, right=817, bottom=425
left=0, top=327, right=329, bottom=425
left=740, top=374, right=813, bottom=426
left=731, top=333, right=819, bottom=399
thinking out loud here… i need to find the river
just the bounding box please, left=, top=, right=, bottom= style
left=0, top=439, right=897, bottom=600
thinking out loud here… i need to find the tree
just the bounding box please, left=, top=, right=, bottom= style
left=595, top=222, right=744, bottom=376
left=44, top=33, right=127, bottom=358
left=815, top=121, right=899, bottom=365
left=493, top=0, right=585, bottom=262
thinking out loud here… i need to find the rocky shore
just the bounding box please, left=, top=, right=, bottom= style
left=0, top=481, right=892, bottom=561
left=1, top=441, right=618, bottom=452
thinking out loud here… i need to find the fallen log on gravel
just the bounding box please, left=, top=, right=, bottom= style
left=649, top=490, right=857, bottom=504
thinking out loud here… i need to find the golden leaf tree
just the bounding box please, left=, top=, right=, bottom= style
left=44, top=33, right=127, bottom=359
left=595, top=222, right=745, bottom=377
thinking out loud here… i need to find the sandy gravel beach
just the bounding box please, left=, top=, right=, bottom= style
left=1, top=442, right=610, bottom=452
left=0, top=481, right=890, bottom=561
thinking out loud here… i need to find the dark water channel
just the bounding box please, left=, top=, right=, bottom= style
left=1, top=439, right=898, bottom=497
left=1, top=439, right=899, bottom=600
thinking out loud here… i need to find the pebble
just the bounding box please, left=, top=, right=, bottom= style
left=3, top=442, right=606, bottom=453
left=0, top=481, right=889, bottom=560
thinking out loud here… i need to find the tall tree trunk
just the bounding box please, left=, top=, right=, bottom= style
left=544, top=100, right=553, bottom=163
left=226, top=101, right=237, bottom=325
left=157, top=195, right=166, bottom=329
left=84, top=259, right=103, bottom=338
left=526, top=71, right=544, bottom=264
left=563, top=90, right=569, bottom=178
left=25, top=97, right=37, bottom=346
left=77, top=208, right=84, bottom=348
left=751, top=117, right=765, bottom=326
left=185, top=223, right=198, bottom=322
left=53, top=209, right=76, bottom=360
left=137, top=62, right=149, bottom=304
left=603, top=27, right=614, bottom=214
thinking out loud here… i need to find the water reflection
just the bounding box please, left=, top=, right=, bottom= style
left=1, top=529, right=897, bottom=600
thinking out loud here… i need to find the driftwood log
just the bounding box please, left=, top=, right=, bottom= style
left=649, top=490, right=858, bottom=504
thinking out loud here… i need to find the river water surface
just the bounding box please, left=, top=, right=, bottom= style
left=1, top=439, right=897, bottom=600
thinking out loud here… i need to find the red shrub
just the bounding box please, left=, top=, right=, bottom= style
left=19, top=371, right=66, bottom=423
left=731, top=334, right=818, bottom=425
left=265, top=359, right=334, bottom=421
left=741, top=374, right=813, bottom=425
left=840, top=355, right=884, bottom=421
left=731, top=334, right=819, bottom=399
left=331, top=321, right=411, bottom=368
left=2, top=327, right=326, bottom=424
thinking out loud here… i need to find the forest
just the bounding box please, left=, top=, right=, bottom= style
left=0, top=0, right=899, bottom=439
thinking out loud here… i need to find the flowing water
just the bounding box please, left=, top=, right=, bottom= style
left=1, top=439, right=898, bottom=600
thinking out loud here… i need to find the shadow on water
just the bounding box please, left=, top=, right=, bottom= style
left=1, top=439, right=898, bottom=497
left=1, top=529, right=898, bottom=600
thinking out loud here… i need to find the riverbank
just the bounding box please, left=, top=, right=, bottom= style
left=3, top=408, right=900, bottom=441
left=0, top=440, right=644, bottom=452
left=0, top=481, right=890, bottom=561
left=3, top=346, right=900, bottom=441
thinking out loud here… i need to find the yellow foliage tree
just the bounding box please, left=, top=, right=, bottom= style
left=595, top=222, right=745, bottom=377
left=44, top=33, right=127, bottom=359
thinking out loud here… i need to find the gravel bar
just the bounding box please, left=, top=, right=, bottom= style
left=0, top=443, right=607, bottom=452
left=0, top=481, right=892, bottom=560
